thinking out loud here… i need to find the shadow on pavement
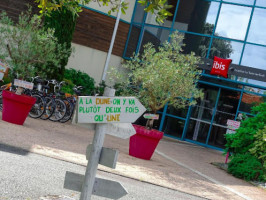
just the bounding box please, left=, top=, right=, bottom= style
left=0, top=143, right=30, bottom=156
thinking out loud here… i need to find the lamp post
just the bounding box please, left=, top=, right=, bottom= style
left=101, top=0, right=125, bottom=81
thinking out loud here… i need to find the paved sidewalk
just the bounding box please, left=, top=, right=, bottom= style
left=0, top=113, right=265, bottom=200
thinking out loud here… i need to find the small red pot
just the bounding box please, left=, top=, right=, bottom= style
left=129, top=124, right=164, bottom=160
left=2, top=90, right=36, bottom=125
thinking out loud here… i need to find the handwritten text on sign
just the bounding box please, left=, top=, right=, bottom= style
left=78, top=96, right=146, bottom=123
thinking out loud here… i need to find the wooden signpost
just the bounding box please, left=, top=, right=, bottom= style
left=65, top=87, right=146, bottom=200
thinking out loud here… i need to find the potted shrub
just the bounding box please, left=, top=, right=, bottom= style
left=0, top=9, right=70, bottom=125
left=110, top=32, right=203, bottom=160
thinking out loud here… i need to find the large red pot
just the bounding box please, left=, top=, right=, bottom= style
left=2, top=90, right=36, bottom=125
left=129, top=124, right=164, bottom=160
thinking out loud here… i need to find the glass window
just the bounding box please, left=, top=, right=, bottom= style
left=208, top=39, right=243, bottom=64
left=215, top=4, right=251, bottom=40
left=214, top=89, right=240, bottom=127
left=182, top=33, right=211, bottom=57
left=223, top=0, right=254, bottom=6
left=237, top=78, right=266, bottom=88
left=235, top=44, right=266, bottom=86
left=247, top=8, right=266, bottom=45
left=166, top=106, right=188, bottom=119
left=133, top=2, right=146, bottom=23
left=124, top=25, right=141, bottom=58
left=256, top=0, right=266, bottom=7
left=186, top=119, right=210, bottom=143
left=138, top=26, right=170, bottom=55
left=174, top=0, right=219, bottom=35
left=239, top=92, right=264, bottom=113
left=163, top=117, right=185, bottom=138
left=145, top=0, right=177, bottom=28
left=241, top=44, right=266, bottom=70
left=190, top=85, right=219, bottom=123
left=208, top=125, right=227, bottom=148
left=244, top=87, right=266, bottom=95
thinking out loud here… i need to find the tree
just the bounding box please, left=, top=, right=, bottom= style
left=199, top=23, right=233, bottom=58
left=0, top=9, right=70, bottom=81
left=41, top=6, right=77, bottom=80
left=110, top=32, right=203, bottom=129
left=35, top=0, right=172, bottom=23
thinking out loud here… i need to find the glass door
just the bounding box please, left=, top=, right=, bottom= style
left=185, top=85, right=219, bottom=143
left=207, top=88, right=240, bottom=148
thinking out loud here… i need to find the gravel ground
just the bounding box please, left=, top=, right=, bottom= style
left=0, top=146, right=205, bottom=200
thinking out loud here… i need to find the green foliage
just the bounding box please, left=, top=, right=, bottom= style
left=35, top=0, right=172, bottom=23
left=41, top=5, right=77, bottom=80
left=249, top=126, right=266, bottom=167
left=225, top=103, right=266, bottom=182
left=0, top=74, right=13, bottom=86
left=110, top=32, right=203, bottom=114
left=60, top=79, right=75, bottom=94
left=62, top=68, right=95, bottom=95
left=94, top=81, right=107, bottom=96
left=225, top=103, right=266, bottom=154
left=0, top=9, right=70, bottom=80
left=228, top=153, right=265, bottom=181
left=138, top=0, right=173, bottom=23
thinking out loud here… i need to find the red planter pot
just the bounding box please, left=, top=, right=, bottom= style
left=2, top=90, right=36, bottom=125
left=129, top=124, right=164, bottom=160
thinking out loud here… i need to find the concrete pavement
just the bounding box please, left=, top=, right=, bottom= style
left=0, top=113, right=265, bottom=200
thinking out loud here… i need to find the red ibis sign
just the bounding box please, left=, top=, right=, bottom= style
left=210, top=56, right=232, bottom=78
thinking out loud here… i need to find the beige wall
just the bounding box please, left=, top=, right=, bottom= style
left=66, top=43, right=123, bottom=85
left=67, top=1, right=136, bottom=85
left=85, top=0, right=136, bottom=23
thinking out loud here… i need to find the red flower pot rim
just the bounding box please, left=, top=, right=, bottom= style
left=133, top=124, right=164, bottom=140
left=2, top=90, right=36, bottom=105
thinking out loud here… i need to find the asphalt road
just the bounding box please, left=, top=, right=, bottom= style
left=0, top=144, right=205, bottom=200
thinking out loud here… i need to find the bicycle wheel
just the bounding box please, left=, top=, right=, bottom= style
left=59, top=99, right=74, bottom=123
left=40, top=96, right=56, bottom=120
left=49, top=98, right=67, bottom=122
left=29, top=94, right=46, bottom=118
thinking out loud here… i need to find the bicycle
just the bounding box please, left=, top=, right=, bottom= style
left=59, top=85, right=82, bottom=123
left=48, top=80, right=67, bottom=122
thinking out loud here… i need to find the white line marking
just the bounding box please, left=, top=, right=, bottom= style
left=155, top=150, right=251, bottom=200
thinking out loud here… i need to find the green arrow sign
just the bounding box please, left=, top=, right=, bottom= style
left=77, top=96, right=146, bottom=123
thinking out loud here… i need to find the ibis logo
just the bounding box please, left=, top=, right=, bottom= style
left=213, top=61, right=225, bottom=70
left=210, top=56, right=232, bottom=78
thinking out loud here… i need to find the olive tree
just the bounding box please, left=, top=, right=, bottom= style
left=110, top=32, right=203, bottom=129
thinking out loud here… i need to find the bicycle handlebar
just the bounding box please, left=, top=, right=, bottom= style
left=30, top=76, right=40, bottom=82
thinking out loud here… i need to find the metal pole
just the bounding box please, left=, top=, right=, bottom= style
left=79, top=88, right=115, bottom=200
left=101, top=0, right=125, bottom=81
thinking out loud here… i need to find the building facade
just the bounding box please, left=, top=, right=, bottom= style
left=1, top=0, right=265, bottom=150
left=124, top=0, right=266, bottom=150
